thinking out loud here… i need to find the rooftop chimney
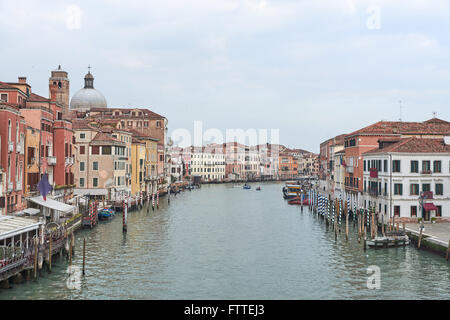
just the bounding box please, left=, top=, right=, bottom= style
left=18, top=77, right=27, bottom=84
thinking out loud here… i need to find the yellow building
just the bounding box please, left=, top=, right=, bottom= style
left=24, top=126, right=40, bottom=197
left=126, top=129, right=159, bottom=195
left=131, top=138, right=146, bottom=196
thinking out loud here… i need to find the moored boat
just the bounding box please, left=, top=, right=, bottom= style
left=283, top=183, right=302, bottom=199
left=98, top=208, right=115, bottom=220
left=243, top=184, right=251, bottom=189
left=287, top=197, right=310, bottom=205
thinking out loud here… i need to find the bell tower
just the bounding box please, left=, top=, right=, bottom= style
left=49, top=65, right=70, bottom=114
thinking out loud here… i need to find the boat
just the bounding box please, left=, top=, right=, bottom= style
left=256, top=187, right=261, bottom=191
left=282, top=183, right=302, bottom=199
left=98, top=208, right=115, bottom=220
left=243, top=184, right=251, bottom=190
left=287, top=197, right=310, bottom=205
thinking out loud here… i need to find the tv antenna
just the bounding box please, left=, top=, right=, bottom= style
left=432, top=111, right=437, bottom=118
left=398, top=100, right=403, bottom=121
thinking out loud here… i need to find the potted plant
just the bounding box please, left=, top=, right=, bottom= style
left=417, top=217, right=423, bottom=223
left=431, top=217, right=437, bottom=224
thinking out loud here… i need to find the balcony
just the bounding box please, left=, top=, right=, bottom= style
left=65, top=157, right=74, bottom=166
left=421, top=170, right=432, bottom=175
left=47, top=156, right=57, bottom=165
left=16, top=143, right=23, bottom=154
left=8, top=141, right=14, bottom=153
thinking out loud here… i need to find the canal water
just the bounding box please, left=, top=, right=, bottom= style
left=1, top=182, right=449, bottom=299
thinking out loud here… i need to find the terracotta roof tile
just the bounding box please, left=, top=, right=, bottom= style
left=28, top=93, right=49, bottom=102
left=364, top=137, right=450, bottom=154
left=347, top=118, right=450, bottom=137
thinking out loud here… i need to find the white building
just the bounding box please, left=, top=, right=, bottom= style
left=362, top=137, right=450, bottom=222
left=189, top=146, right=225, bottom=182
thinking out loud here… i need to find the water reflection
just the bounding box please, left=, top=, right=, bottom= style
left=1, top=182, right=449, bottom=300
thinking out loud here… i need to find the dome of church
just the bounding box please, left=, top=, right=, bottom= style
left=70, top=70, right=107, bottom=111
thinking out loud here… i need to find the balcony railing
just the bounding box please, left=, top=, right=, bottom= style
left=8, top=141, right=14, bottom=153
left=47, top=156, right=57, bottom=165
left=16, top=143, right=22, bottom=154
left=421, top=170, right=432, bottom=175
left=65, top=157, right=74, bottom=166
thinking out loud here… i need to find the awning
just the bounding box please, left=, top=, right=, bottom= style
left=74, top=188, right=108, bottom=196
left=27, top=196, right=75, bottom=213
left=423, top=203, right=438, bottom=211
left=0, top=216, right=42, bottom=241
left=24, top=208, right=41, bottom=216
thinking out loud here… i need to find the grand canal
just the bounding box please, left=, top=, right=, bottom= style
left=1, top=182, right=449, bottom=299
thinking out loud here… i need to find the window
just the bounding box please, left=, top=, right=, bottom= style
left=410, top=184, right=419, bottom=195
left=93, top=178, right=98, bottom=187
left=410, top=160, right=418, bottom=173
left=91, top=146, right=100, bottom=155
left=422, top=160, right=431, bottom=173
left=436, top=206, right=442, bottom=217
left=422, top=183, right=430, bottom=192
left=102, top=146, right=111, bottom=155
left=80, top=133, right=85, bottom=139
left=394, top=183, right=403, bottom=195
left=159, top=155, right=163, bottom=161
left=156, top=121, right=161, bottom=128
left=411, top=206, right=417, bottom=217
left=0, top=94, right=7, bottom=102
left=383, top=159, right=388, bottom=172
left=392, top=160, right=401, bottom=172
left=80, top=145, right=85, bottom=155
left=93, top=161, right=98, bottom=171
left=79, top=177, right=85, bottom=187
left=394, top=206, right=400, bottom=217
left=435, top=183, right=443, bottom=195
left=433, top=160, right=441, bottom=173
left=363, top=160, right=366, bottom=171
left=8, top=120, right=11, bottom=142
left=80, top=162, right=85, bottom=171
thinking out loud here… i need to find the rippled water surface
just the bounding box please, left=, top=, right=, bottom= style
left=1, top=183, right=449, bottom=299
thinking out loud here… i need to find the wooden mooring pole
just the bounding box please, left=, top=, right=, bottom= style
left=345, top=210, right=349, bottom=241
left=34, top=238, right=38, bottom=280
left=69, top=234, right=73, bottom=267
left=48, top=236, right=52, bottom=273
left=418, top=225, right=423, bottom=249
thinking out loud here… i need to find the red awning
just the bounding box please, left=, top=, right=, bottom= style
left=423, top=203, right=438, bottom=211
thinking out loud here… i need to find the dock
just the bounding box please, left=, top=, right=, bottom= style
left=404, top=222, right=450, bottom=258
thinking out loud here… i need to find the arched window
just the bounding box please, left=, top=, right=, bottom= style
left=8, top=120, right=11, bottom=142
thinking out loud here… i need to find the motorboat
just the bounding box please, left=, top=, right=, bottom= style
left=287, top=197, right=310, bottom=205
left=98, top=208, right=115, bottom=220
left=283, top=183, right=302, bottom=199
left=256, top=187, right=261, bottom=191
left=243, top=184, right=251, bottom=190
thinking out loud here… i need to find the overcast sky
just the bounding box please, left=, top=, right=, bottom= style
left=1, top=0, right=450, bottom=153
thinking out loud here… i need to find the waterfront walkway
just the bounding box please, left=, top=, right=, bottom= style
left=404, top=222, right=450, bottom=244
